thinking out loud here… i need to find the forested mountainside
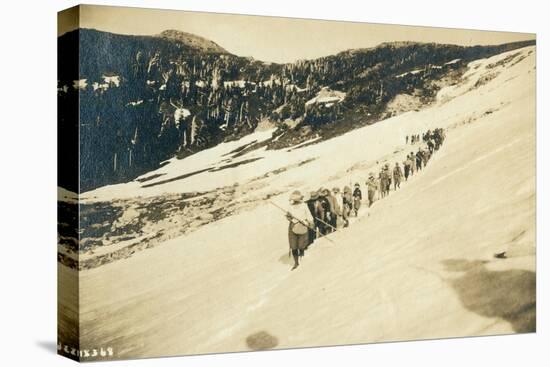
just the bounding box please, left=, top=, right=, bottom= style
left=57, top=28, right=534, bottom=192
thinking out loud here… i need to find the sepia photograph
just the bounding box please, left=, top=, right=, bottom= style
left=56, top=4, right=536, bottom=361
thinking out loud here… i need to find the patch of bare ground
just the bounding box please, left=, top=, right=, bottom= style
left=486, top=52, right=522, bottom=69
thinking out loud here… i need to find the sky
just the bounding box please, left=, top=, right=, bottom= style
left=58, top=5, right=535, bottom=63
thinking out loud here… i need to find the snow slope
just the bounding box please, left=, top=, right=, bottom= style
left=63, top=46, right=536, bottom=360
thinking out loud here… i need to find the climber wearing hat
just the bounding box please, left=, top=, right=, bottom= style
left=305, top=191, right=323, bottom=245
left=366, top=173, right=378, bottom=207
left=416, top=148, right=423, bottom=171
left=342, top=186, right=353, bottom=226
left=403, top=155, right=412, bottom=181
left=329, top=187, right=341, bottom=230
left=352, top=183, right=362, bottom=216
left=286, top=190, right=314, bottom=270
left=317, top=188, right=332, bottom=235
left=379, top=164, right=391, bottom=198
left=409, top=152, right=416, bottom=175
left=393, top=162, right=403, bottom=190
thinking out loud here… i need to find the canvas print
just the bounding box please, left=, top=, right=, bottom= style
left=57, top=5, right=536, bottom=361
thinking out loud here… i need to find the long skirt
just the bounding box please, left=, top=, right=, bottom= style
left=368, top=190, right=375, bottom=206
left=353, top=198, right=361, bottom=212
left=288, top=224, right=309, bottom=251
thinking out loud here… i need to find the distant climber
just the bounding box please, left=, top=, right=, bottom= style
left=318, top=188, right=333, bottom=235
left=366, top=173, right=378, bottom=207
left=352, top=183, right=362, bottom=216
left=427, top=139, right=434, bottom=154
left=393, top=162, right=403, bottom=190
left=325, top=187, right=340, bottom=232
left=331, top=187, right=343, bottom=228
left=379, top=164, right=392, bottom=197
left=305, top=191, right=323, bottom=245
left=404, top=155, right=413, bottom=181
left=416, top=148, right=423, bottom=171
left=342, top=186, right=353, bottom=227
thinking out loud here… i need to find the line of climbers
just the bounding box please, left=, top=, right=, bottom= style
left=283, top=128, right=446, bottom=270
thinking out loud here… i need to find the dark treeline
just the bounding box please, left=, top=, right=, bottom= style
left=57, top=28, right=534, bottom=192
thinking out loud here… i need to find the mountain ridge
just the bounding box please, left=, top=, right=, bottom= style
left=157, top=29, right=229, bottom=54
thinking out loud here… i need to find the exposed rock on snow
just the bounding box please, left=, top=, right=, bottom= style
left=72, top=79, right=87, bottom=90
left=305, top=87, right=346, bottom=106
left=444, top=58, right=461, bottom=65
left=395, top=69, right=423, bottom=78
left=385, top=93, right=424, bottom=115
left=102, top=74, right=120, bottom=87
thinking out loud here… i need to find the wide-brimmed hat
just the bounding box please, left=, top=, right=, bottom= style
left=309, top=191, right=319, bottom=200
left=320, top=188, right=329, bottom=196
left=354, top=182, right=360, bottom=187
left=332, top=187, right=340, bottom=193
left=343, top=186, right=351, bottom=193
left=385, top=163, right=389, bottom=168
left=290, top=190, right=303, bottom=202
left=368, top=172, right=374, bottom=177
